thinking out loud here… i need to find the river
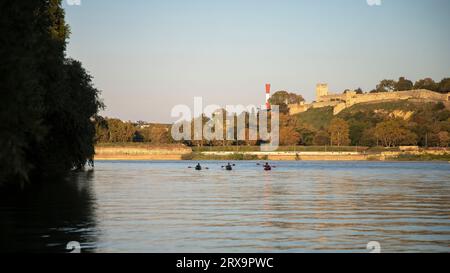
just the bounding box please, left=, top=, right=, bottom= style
left=1, top=161, right=449, bottom=253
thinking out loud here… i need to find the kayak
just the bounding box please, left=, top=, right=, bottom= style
left=225, top=166, right=233, bottom=171
left=264, top=166, right=272, bottom=171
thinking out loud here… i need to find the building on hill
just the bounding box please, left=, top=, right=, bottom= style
left=288, top=84, right=450, bottom=116
left=316, top=83, right=329, bottom=100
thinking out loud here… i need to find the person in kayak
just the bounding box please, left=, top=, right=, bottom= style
left=263, top=162, right=272, bottom=171
left=195, top=163, right=202, bottom=171
left=225, top=163, right=233, bottom=171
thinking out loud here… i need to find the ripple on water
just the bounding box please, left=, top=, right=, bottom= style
left=1, top=161, right=449, bottom=253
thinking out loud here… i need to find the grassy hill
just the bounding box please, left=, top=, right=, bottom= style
left=293, top=107, right=334, bottom=130
left=294, top=100, right=447, bottom=130
left=339, top=100, right=440, bottom=116
left=291, top=100, right=449, bottom=147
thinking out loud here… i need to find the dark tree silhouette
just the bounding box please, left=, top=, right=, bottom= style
left=0, top=1, right=103, bottom=188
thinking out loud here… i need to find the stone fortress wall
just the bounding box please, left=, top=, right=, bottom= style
left=288, top=83, right=450, bottom=116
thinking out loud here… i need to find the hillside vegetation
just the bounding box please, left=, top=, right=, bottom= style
left=291, top=100, right=450, bottom=147
left=294, top=107, right=334, bottom=130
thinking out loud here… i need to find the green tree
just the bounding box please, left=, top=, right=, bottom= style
left=414, top=78, right=438, bottom=91
left=355, top=88, right=364, bottom=94
left=95, top=116, right=110, bottom=143
left=348, top=120, right=370, bottom=146
left=376, top=79, right=397, bottom=93
left=269, top=91, right=305, bottom=114
left=396, top=77, right=413, bottom=91
left=438, top=78, right=450, bottom=93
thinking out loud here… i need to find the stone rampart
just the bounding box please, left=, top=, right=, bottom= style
left=288, top=89, right=449, bottom=116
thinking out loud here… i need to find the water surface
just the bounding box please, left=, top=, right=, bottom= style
left=1, top=161, right=449, bottom=253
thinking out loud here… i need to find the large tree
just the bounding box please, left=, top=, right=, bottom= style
left=438, top=78, right=450, bottom=93
left=376, top=79, right=397, bottom=93
left=414, top=78, right=438, bottom=91
left=278, top=126, right=299, bottom=146
left=313, top=130, right=330, bottom=146
left=269, top=91, right=305, bottom=114
left=374, top=120, right=417, bottom=147
left=328, top=118, right=351, bottom=147
left=0, top=1, right=103, bottom=188
left=396, top=77, right=414, bottom=91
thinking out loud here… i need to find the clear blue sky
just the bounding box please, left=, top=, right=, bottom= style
left=63, top=0, right=450, bottom=123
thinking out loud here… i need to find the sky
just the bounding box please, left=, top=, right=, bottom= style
left=63, top=0, right=450, bottom=123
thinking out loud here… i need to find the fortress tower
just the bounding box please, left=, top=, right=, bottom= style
left=316, top=83, right=329, bottom=101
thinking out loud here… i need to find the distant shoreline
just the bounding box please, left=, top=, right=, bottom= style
left=94, top=145, right=450, bottom=162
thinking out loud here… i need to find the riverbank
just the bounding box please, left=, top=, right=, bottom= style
left=94, top=144, right=192, bottom=161
left=94, top=144, right=450, bottom=162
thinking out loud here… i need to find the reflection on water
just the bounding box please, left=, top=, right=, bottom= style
left=0, top=172, right=99, bottom=253
left=1, top=161, right=449, bottom=253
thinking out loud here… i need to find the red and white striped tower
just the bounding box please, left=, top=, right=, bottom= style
left=265, top=83, right=271, bottom=110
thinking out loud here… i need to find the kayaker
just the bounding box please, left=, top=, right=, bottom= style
left=263, top=162, right=272, bottom=171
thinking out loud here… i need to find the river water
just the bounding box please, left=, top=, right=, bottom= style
left=1, top=161, right=449, bottom=253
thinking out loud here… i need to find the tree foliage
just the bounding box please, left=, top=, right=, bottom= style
left=95, top=118, right=172, bottom=144
left=414, top=78, right=438, bottom=91
left=0, top=1, right=103, bottom=188
left=396, top=77, right=414, bottom=91
left=374, top=120, right=417, bottom=147
left=376, top=79, right=396, bottom=93
left=328, top=118, right=351, bottom=146
left=269, top=91, right=305, bottom=114
left=438, top=78, right=450, bottom=93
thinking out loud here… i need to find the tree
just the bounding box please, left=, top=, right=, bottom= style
left=395, top=77, right=413, bottom=91
left=297, top=124, right=316, bottom=146
left=0, top=1, right=103, bottom=188
left=269, top=91, right=305, bottom=114
left=95, top=116, right=110, bottom=143
left=376, top=79, right=397, bottom=93
left=149, top=126, right=171, bottom=144
left=44, top=59, right=104, bottom=171
left=279, top=126, right=300, bottom=146
left=360, top=128, right=378, bottom=147
left=438, top=131, right=449, bottom=147
left=349, top=120, right=370, bottom=146
left=313, top=130, right=330, bottom=146
left=438, top=78, right=450, bottom=93
left=328, top=118, right=350, bottom=146
left=414, top=78, right=438, bottom=91
left=104, top=119, right=135, bottom=143
left=374, top=120, right=418, bottom=147
left=355, top=88, right=364, bottom=94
